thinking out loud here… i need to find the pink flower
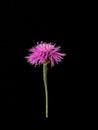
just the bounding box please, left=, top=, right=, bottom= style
left=25, top=41, right=66, bottom=67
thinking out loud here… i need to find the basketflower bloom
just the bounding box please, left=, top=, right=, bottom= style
left=25, top=41, right=66, bottom=67
left=25, top=41, right=66, bottom=118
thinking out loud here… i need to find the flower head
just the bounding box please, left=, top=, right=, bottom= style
left=25, top=41, right=66, bottom=67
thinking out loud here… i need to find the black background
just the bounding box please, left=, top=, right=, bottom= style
left=0, top=0, right=89, bottom=126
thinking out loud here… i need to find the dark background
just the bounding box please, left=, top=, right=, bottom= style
left=0, top=0, right=89, bottom=125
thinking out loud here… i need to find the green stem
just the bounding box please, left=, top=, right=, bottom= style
left=43, top=62, right=49, bottom=118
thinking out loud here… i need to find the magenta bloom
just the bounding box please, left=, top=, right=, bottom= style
left=25, top=41, right=66, bottom=67
left=25, top=41, right=66, bottom=118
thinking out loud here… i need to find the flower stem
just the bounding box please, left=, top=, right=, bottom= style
left=43, top=62, right=49, bottom=118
